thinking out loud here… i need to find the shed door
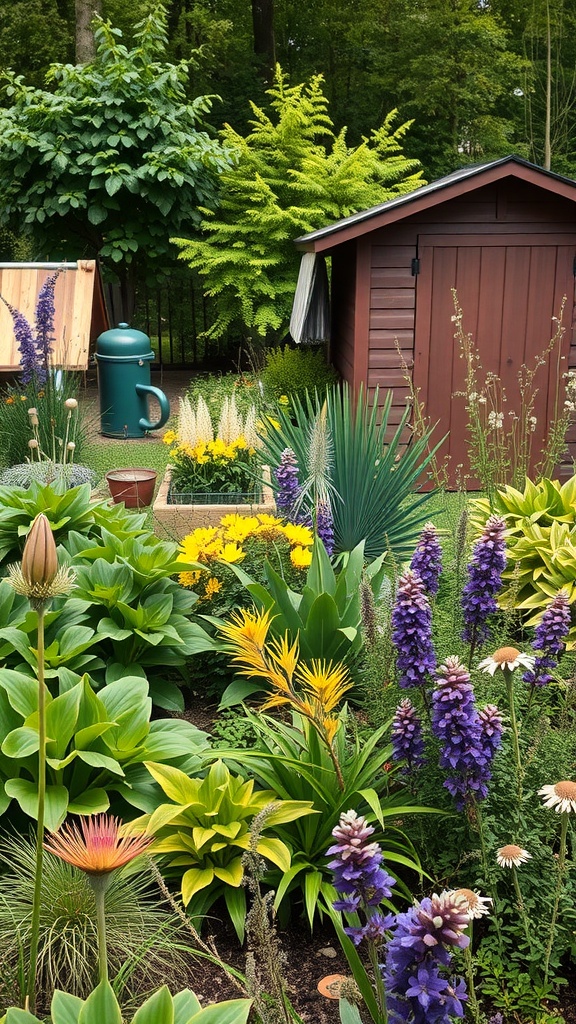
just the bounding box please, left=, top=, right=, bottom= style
left=412, top=234, right=576, bottom=485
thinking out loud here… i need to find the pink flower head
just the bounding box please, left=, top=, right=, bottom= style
left=43, top=814, right=153, bottom=876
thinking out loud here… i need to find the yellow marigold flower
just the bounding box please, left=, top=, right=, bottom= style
left=163, top=429, right=177, bottom=445
left=257, top=514, right=283, bottom=527
left=203, top=576, right=223, bottom=599
left=20, top=394, right=27, bottom=401
left=219, top=542, right=246, bottom=563
left=290, top=545, right=313, bottom=569
left=179, top=570, right=202, bottom=589
left=5, top=397, right=14, bottom=405
left=284, top=523, right=314, bottom=547
left=278, top=395, right=290, bottom=406
left=223, top=516, right=259, bottom=543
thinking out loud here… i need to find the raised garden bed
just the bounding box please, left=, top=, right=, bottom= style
left=152, top=465, right=275, bottom=540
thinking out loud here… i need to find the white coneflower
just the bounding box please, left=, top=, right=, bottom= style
left=452, top=888, right=492, bottom=920
left=496, top=844, right=532, bottom=868
left=538, top=781, right=576, bottom=814
left=477, top=646, right=535, bottom=675
left=195, top=396, right=214, bottom=443
left=177, top=396, right=197, bottom=445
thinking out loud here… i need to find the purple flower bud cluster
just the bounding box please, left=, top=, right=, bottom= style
left=34, top=273, right=58, bottom=371
left=327, top=810, right=395, bottom=944
left=392, top=570, right=436, bottom=689
left=432, top=657, right=502, bottom=810
left=315, top=498, right=335, bottom=556
left=461, top=515, right=506, bottom=648
left=392, top=698, right=425, bottom=773
left=523, top=590, right=571, bottom=688
left=410, top=523, right=443, bottom=596
left=274, top=448, right=301, bottom=515
left=2, top=271, right=59, bottom=385
left=384, top=891, right=469, bottom=1024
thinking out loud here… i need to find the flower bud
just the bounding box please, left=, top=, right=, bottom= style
left=65, top=398, right=78, bottom=410
left=67, top=441, right=76, bottom=450
left=22, top=514, right=58, bottom=588
left=28, top=438, right=39, bottom=449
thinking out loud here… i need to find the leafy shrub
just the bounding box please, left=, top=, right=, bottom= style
left=133, top=759, right=314, bottom=941
left=260, top=344, right=338, bottom=404
left=0, top=669, right=209, bottom=828
left=0, top=834, right=192, bottom=1003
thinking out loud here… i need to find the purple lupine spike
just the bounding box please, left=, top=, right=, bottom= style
left=274, top=448, right=301, bottom=516
left=315, top=498, right=334, bottom=556
left=34, top=271, right=59, bottom=377
left=523, top=590, right=571, bottom=688
left=477, top=704, right=503, bottom=759
left=392, top=698, right=425, bottom=773
left=327, top=810, right=395, bottom=920
left=4, top=304, right=39, bottom=383
left=432, top=657, right=499, bottom=810
left=392, top=569, right=436, bottom=689
left=461, top=515, right=506, bottom=650
left=384, top=890, right=469, bottom=1024
left=410, top=522, right=443, bottom=596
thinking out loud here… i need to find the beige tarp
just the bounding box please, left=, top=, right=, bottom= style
left=0, top=260, right=108, bottom=370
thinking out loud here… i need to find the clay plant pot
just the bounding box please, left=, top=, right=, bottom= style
left=105, top=468, right=158, bottom=508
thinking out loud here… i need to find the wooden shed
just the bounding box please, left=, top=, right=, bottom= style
left=294, top=156, right=576, bottom=483
left=0, top=260, right=109, bottom=371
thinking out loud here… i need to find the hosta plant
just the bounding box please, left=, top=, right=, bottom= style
left=0, top=671, right=209, bottom=828
left=207, top=537, right=387, bottom=705
left=133, top=759, right=315, bottom=940
left=0, top=979, right=252, bottom=1024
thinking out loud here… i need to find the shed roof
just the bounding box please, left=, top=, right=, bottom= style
left=295, top=155, right=576, bottom=253
left=0, top=260, right=108, bottom=371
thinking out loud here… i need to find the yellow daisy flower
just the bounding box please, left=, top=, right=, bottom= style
left=203, top=576, right=223, bottom=599
left=283, top=523, right=314, bottom=547
left=219, top=542, right=246, bottom=563
left=290, top=545, right=312, bottom=569
left=178, top=570, right=202, bottom=589
left=163, top=429, right=177, bottom=445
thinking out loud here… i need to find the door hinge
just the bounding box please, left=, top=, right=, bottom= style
left=411, top=257, right=420, bottom=276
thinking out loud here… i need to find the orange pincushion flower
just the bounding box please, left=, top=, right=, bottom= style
left=43, top=814, right=153, bottom=876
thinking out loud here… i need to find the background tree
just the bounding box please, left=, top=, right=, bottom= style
left=173, top=66, right=424, bottom=345
left=0, top=3, right=232, bottom=318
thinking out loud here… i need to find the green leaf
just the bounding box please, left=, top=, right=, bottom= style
left=2, top=726, right=40, bottom=758
left=182, top=866, right=215, bottom=903
left=78, top=979, right=122, bottom=1024
left=223, top=886, right=247, bottom=945
left=131, top=986, right=174, bottom=1023
left=67, top=789, right=110, bottom=816
left=304, top=869, right=322, bottom=929
left=5, top=778, right=68, bottom=828
left=188, top=1000, right=252, bottom=1024
left=50, top=989, right=83, bottom=1024
left=339, top=999, right=364, bottom=1024
left=173, top=990, right=202, bottom=1024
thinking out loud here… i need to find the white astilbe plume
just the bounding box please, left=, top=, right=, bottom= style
left=299, top=400, right=334, bottom=508
left=242, top=405, right=262, bottom=449
left=177, top=397, right=197, bottom=445
left=195, top=396, right=214, bottom=443
left=218, top=394, right=243, bottom=443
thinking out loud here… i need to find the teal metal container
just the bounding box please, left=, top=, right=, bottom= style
left=95, top=323, right=170, bottom=438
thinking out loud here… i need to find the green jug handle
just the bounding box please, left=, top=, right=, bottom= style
left=135, top=384, right=171, bottom=431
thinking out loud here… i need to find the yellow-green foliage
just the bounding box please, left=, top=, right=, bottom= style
left=471, top=476, right=576, bottom=644
left=134, top=760, right=315, bottom=939
left=261, top=344, right=338, bottom=403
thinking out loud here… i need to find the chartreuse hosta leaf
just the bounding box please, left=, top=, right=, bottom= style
left=0, top=978, right=252, bottom=1024
left=132, top=759, right=316, bottom=939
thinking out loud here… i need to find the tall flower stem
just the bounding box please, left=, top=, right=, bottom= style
left=89, top=874, right=112, bottom=983
left=543, top=812, right=569, bottom=986
left=463, top=923, right=480, bottom=1024
left=26, top=603, right=46, bottom=1012
left=474, top=803, right=504, bottom=956
left=367, top=938, right=387, bottom=1023
left=510, top=866, right=532, bottom=950
left=503, top=666, right=523, bottom=807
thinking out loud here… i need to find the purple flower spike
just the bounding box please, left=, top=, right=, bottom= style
left=432, top=657, right=500, bottom=810
left=274, top=448, right=301, bottom=516
left=392, top=698, right=425, bottom=773
left=384, top=890, right=469, bottom=1024
left=392, top=569, right=436, bottom=689
left=315, top=498, right=334, bottom=556
left=410, top=522, right=443, bottom=596
left=6, top=305, right=38, bottom=384
left=523, top=590, right=571, bottom=688
left=34, top=272, right=59, bottom=373
left=328, top=810, right=395, bottom=914
left=461, top=515, right=506, bottom=650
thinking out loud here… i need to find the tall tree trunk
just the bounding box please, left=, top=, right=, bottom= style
left=251, top=0, right=276, bottom=84
left=75, top=0, right=102, bottom=63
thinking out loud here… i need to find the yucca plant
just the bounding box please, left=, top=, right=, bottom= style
left=258, top=384, right=441, bottom=559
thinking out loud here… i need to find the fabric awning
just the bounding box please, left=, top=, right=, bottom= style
left=289, top=252, right=330, bottom=344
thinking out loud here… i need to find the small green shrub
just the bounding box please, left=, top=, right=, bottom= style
left=260, top=344, right=338, bottom=404
left=0, top=462, right=96, bottom=489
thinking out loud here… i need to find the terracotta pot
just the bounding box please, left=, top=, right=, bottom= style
left=105, top=468, right=158, bottom=508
